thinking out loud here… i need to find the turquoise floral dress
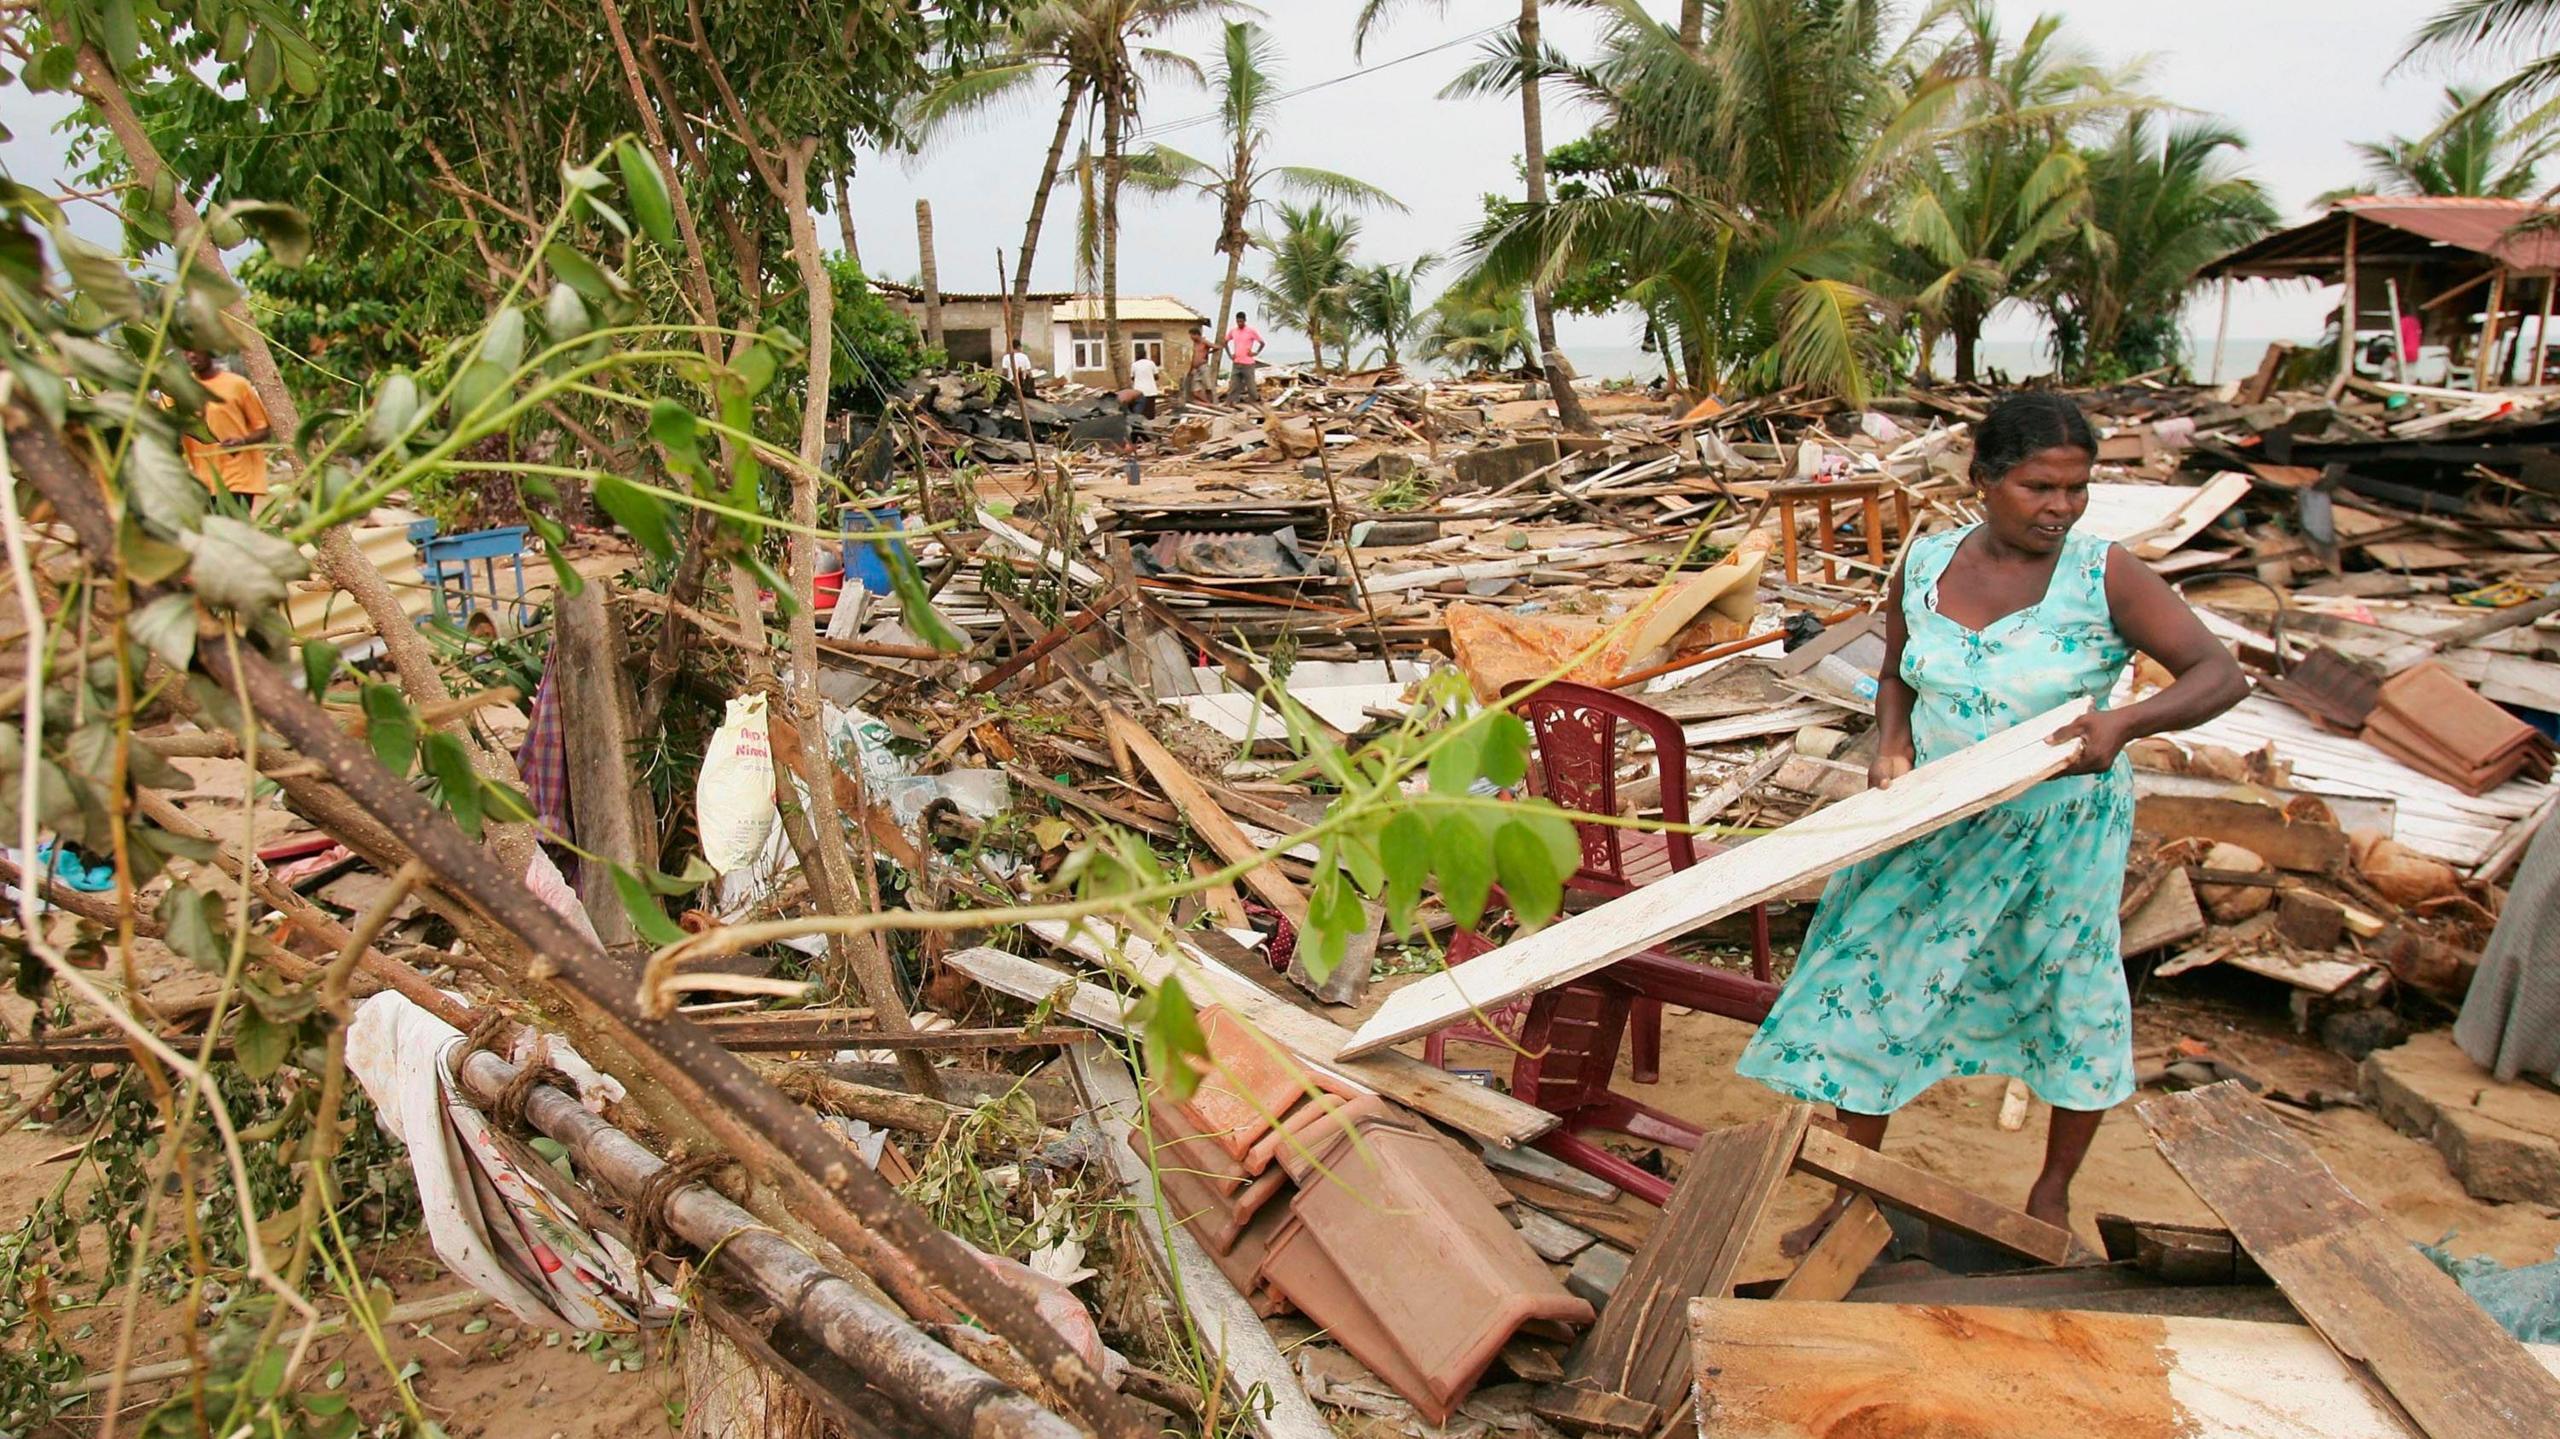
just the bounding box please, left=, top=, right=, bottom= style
left=1736, top=524, right=2137, bottom=1114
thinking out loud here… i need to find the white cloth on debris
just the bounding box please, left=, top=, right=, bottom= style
left=347, top=992, right=676, bottom=1331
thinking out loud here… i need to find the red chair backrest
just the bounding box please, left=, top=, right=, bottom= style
left=1499, top=680, right=1696, bottom=889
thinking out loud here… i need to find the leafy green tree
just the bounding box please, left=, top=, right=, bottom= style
left=1885, top=2, right=2144, bottom=383
left=2045, top=115, right=2276, bottom=379
left=2404, top=1, right=2560, bottom=129
left=1348, top=254, right=1438, bottom=367
left=1139, top=21, right=1404, bottom=385
left=1466, top=0, right=1964, bottom=403
left=1244, top=201, right=1363, bottom=372
left=1422, top=276, right=1535, bottom=374
left=2332, top=84, right=2555, bottom=198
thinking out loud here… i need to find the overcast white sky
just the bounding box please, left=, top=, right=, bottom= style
left=0, top=0, right=2509, bottom=362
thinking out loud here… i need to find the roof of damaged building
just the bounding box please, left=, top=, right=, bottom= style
left=867, top=281, right=1207, bottom=323
left=2206, top=196, right=2560, bottom=279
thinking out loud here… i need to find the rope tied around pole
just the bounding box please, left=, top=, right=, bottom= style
left=629, top=1152, right=736, bottom=1262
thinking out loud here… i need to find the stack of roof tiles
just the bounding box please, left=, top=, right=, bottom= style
left=1136, top=1006, right=1592, bottom=1423
left=2362, top=662, right=2555, bottom=796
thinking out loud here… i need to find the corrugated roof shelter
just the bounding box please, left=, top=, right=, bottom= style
left=2203, top=197, right=2560, bottom=389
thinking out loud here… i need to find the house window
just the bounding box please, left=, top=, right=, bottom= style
left=1132, top=337, right=1166, bottom=365
left=1071, top=334, right=1108, bottom=372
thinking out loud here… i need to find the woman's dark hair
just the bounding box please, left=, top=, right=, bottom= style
left=1969, top=392, right=2096, bottom=485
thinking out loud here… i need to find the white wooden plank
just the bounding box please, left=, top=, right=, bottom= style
left=1028, top=919, right=1556, bottom=1148
left=1066, top=1048, right=1333, bottom=1439
left=941, top=947, right=1135, bottom=1034
left=1339, top=700, right=2091, bottom=1059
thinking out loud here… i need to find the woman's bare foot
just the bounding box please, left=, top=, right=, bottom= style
left=2024, top=1183, right=2071, bottom=1234
left=1779, top=1191, right=1854, bottom=1258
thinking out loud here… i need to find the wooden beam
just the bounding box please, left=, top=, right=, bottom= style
left=1771, top=1195, right=1891, bottom=1302
left=1341, top=700, right=2089, bottom=1058
left=2138, top=1082, right=2560, bottom=1439
left=1031, top=920, right=1555, bottom=1148
left=1687, top=1299, right=2560, bottom=1439
left=1792, top=1127, right=2077, bottom=1266
left=941, top=946, right=1137, bottom=1035
left=1102, top=708, right=1310, bottom=924
left=1546, top=1104, right=1812, bottom=1423
left=550, top=581, right=660, bottom=948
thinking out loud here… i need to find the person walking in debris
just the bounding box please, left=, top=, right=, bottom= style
left=180, top=350, right=274, bottom=507
left=1224, top=310, right=1264, bottom=402
left=1186, top=321, right=1215, bottom=403
left=1128, top=349, right=1161, bottom=419
left=1736, top=392, right=2248, bottom=1244
left=999, top=338, right=1037, bottom=390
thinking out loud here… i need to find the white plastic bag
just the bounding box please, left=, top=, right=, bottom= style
left=697, top=693, right=778, bottom=875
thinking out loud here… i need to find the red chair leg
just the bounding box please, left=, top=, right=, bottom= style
left=1533, top=1129, right=1672, bottom=1208
left=1630, top=997, right=1663, bottom=1084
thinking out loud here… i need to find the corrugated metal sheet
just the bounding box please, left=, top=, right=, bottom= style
left=2206, top=197, right=2560, bottom=278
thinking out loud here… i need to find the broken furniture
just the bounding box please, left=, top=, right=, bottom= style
left=1421, top=681, right=1778, bottom=1204
left=1767, top=479, right=1910, bottom=585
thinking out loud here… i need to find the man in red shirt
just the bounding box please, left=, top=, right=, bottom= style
left=1223, top=311, right=1264, bottom=402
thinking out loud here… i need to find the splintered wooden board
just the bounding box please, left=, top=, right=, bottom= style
left=1687, top=1299, right=2560, bottom=1439
left=1340, top=700, right=2090, bottom=1059
left=1554, top=1106, right=1811, bottom=1419
left=2139, top=1083, right=2560, bottom=1439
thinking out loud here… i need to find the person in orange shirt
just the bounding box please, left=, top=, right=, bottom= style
left=180, top=351, right=274, bottom=503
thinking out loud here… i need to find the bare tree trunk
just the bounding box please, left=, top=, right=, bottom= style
left=1679, top=0, right=1707, bottom=54
left=830, top=171, right=863, bottom=276
left=1517, top=0, right=1594, bottom=435
left=1954, top=321, right=1978, bottom=385
left=783, top=149, right=940, bottom=1099
left=914, top=199, right=945, bottom=353
left=1102, top=80, right=1129, bottom=386
left=1013, top=84, right=1083, bottom=311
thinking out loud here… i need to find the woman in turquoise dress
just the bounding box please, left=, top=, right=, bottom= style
left=1737, top=393, right=2247, bottom=1244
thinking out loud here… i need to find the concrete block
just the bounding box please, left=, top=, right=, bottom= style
left=2361, top=1030, right=2560, bottom=1204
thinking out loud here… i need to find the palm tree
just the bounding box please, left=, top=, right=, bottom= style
left=2404, top=2, right=2560, bottom=129
left=2045, top=115, right=2277, bottom=378
left=1422, top=277, right=1536, bottom=374
left=1349, top=254, right=1440, bottom=366
left=1139, top=22, right=1406, bottom=388
left=1244, top=201, right=1363, bottom=372
left=1464, top=0, right=1966, bottom=404
left=1886, top=2, right=2148, bottom=383
left=905, top=0, right=1240, bottom=379
left=1355, top=0, right=1596, bottom=430
left=2335, top=85, right=2555, bottom=198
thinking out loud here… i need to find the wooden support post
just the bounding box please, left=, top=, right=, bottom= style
left=2481, top=266, right=2509, bottom=390
left=2385, top=275, right=2412, bottom=384
left=2538, top=276, right=2556, bottom=387
left=1860, top=491, right=1884, bottom=572
left=1777, top=497, right=1801, bottom=584
left=2210, top=275, right=2233, bottom=383
left=1816, top=495, right=1837, bottom=583
left=915, top=199, right=944, bottom=353
left=2331, top=215, right=2358, bottom=399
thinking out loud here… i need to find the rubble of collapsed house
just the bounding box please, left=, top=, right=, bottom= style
left=29, top=354, right=2559, bottom=1438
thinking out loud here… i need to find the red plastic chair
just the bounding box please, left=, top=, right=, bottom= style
left=1420, top=681, right=1778, bottom=1205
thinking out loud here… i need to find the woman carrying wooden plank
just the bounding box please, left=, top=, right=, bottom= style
left=1737, top=392, right=2248, bottom=1245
